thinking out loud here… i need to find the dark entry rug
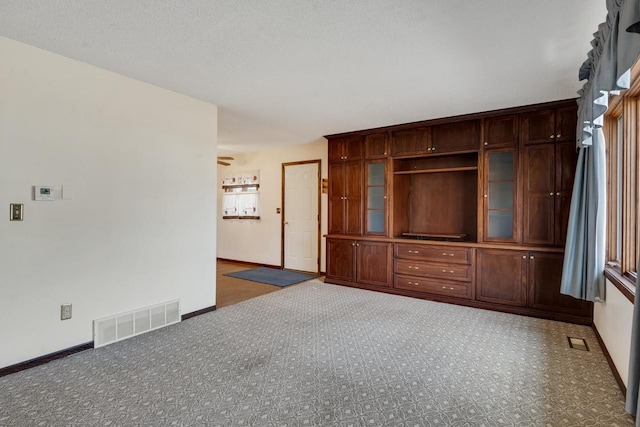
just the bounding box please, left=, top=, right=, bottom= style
left=223, top=267, right=318, bottom=287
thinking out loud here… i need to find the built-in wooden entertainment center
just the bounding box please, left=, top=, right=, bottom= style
left=325, top=99, right=593, bottom=325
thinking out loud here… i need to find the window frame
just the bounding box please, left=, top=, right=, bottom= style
left=603, top=68, right=640, bottom=302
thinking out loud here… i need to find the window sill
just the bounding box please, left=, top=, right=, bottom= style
left=604, top=267, right=636, bottom=304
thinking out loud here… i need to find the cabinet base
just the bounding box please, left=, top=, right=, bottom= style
left=324, top=278, right=592, bottom=326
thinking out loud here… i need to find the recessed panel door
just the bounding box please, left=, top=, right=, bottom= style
left=284, top=162, right=320, bottom=273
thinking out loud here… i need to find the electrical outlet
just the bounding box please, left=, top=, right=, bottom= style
left=61, top=304, right=72, bottom=320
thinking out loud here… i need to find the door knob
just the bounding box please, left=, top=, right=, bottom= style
left=284, top=221, right=289, bottom=224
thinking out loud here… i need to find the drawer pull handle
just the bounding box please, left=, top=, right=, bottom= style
left=409, top=250, right=420, bottom=254
left=442, top=286, right=455, bottom=291
left=442, top=253, right=455, bottom=257
left=442, top=269, right=454, bottom=273
left=408, top=266, right=419, bottom=270
left=409, top=281, right=420, bottom=286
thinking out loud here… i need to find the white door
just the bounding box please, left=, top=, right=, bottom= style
left=284, top=162, right=319, bottom=273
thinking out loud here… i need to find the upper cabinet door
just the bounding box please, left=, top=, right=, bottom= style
left=521, top=109, right=556, bottom=145
left=328, top=136, right=363, bottom=163
left=364, top=133, right=388, bottom=159
left=390, top=128, right=431, bottom=157
left=431, top=120, right=480, bottom=154
left=555, top=106, right=578, bottom=142
left=522, top=143, right=555, bottom=245
left=482, top=115, right=519, bottom=149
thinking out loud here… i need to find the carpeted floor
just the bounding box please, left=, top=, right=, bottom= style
left=0, top=281, right=633, bottom=426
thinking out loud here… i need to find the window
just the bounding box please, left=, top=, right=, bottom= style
left=604, top=94, right=638, bottom=285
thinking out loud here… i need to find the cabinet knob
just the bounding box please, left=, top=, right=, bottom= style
left=550, top=135, right=555, bottom=139
left=549, top=192, right=554, bottom=196
left=384, top=152, right=387, bottom=155
left=557, top=134, right=561, bottom=139
left=356, top=243, right=360, bottom=247
left=431, top=146, right=436, bottom=151
left=352, top=242, right=356, bottom=246
left=556, top=192, right=560, bottom=196
left=522, top=255, right=527, bottom=259
left=484, top=142, right=488, bottom=146
left=484, top=194, right=488, bottom=198
left=427, top=148, right=432, bottom=151
left=530, top=256, right=534, bottom=260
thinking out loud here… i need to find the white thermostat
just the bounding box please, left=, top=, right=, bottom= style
left=34, top=186, right=56, bottom=201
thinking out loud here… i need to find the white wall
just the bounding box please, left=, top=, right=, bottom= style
left=217, top=140, right=328, bottom=271
left=0, top=37, right=218, bottom=368
left=594, top=279, right=634, bottom=386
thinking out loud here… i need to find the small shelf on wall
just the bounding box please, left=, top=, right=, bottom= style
left=221, top=170, right=261, bottom=220
left=401, top=232, right=468, bottom=241
left=394, top=166, right=478, bottom=175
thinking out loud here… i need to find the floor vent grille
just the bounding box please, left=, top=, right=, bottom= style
left=568, top=336, right=589, bottom=351
left=94, top=299, right=180, bottom=348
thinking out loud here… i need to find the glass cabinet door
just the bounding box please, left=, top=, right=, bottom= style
left=365, top=161, right=386, bottom=235
left=484, top=149, right=518, bottom=242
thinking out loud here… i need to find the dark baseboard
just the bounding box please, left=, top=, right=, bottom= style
left=181, top=305, right=217, bottom=321
left=217, top=257, right=281, bottom=269
left=0, top=342, right=93, bottom=378
left=593, top=323, right=627, bottom=397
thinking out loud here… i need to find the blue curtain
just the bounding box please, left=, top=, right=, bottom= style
left=562, top=1, right=640, bottom=423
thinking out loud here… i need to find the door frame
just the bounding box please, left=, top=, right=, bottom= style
left=281, top=160, right=322, bottom=273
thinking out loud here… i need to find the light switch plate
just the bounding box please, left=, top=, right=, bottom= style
left=10, top=203, right=23, bottom=221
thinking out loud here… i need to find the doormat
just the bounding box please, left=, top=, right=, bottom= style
left=223, top=267, right=319, bottom=287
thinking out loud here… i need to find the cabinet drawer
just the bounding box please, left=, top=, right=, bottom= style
left=394, top=275, right=471, bottom=299
left=394, top=244, right=470, bottom=264
left=394, top=260, right=471, bottom=282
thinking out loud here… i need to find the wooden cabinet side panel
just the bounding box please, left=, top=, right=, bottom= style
left=476, top=249, right=527, bottom=306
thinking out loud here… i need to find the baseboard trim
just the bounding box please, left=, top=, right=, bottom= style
left=217, top=257, right=281, bottom=269
left=181, top=305, right=216, bottom=321
left=593, top=323, right=627, bottom=397
left=0, top=342, right=93, bottom=378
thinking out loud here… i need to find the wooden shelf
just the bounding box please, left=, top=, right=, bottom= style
left=401, top=232, right=467, bottom=241
left=394, top=166, right=477, bottom=175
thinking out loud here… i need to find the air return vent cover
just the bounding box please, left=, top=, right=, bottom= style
left=93, top=299, right=180, bottom=348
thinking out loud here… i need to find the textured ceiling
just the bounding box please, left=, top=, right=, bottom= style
left=0, top=1, right=605, bottom=155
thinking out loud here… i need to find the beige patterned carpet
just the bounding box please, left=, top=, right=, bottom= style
left=0, top=281, right=633, bottom=426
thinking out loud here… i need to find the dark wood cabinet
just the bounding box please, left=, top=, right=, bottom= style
left=328, top=160, right=362, bottom=235
left=325, top=99, right=590, bottom=325
left=390, top=128, right=431, bottom=157
left=364, top=160, right=387, bottom=235
left=482, top=148, right=519, bottom=243
left=521, top=106, right=577, bottom=145
left=476, top=249, right=528, bottom=307
left=482, top=114, right=519, bottom=149
left=326, top=238, right=392, bottom=287
left=523, top=141, right=577, bottom=245
left=329, top=136, right=363, bottom=163
left=356, top=241, right=393, bottom=287
left=326, top=238, right=356, bottom=282
left=527, top=252, right=591, bottom=316
left=365, top=133, right=388, bottom=159
left=431, top=120, right=480, bottom=154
